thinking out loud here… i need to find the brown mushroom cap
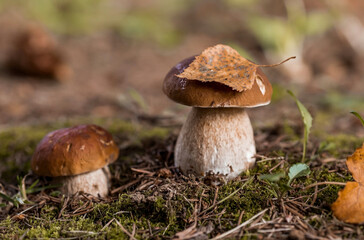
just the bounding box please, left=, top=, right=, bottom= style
left=31, top=124, right=119, bottom=177
left=163, top=56, right=273, bottom=108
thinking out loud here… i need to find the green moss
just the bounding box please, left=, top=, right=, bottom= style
left=318, top=134, right=364, bottom=156
left=0, top=163, right=354, bottom=238
left=0, top=116, right=361, bottom=238
left=294, top=168, right=350, bottom=208
left=139, top=127, right=169, bottom=140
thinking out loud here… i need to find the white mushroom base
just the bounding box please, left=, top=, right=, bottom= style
left=55, top=167, right=111, bottom=197
left=175, top=107, right=256, bottom=179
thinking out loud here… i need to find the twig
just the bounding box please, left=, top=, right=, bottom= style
left=310, top=185, right=318, bottom=207
left=111, top=178, right=142, bottom=194
left=269, top=160, right=285, bottom=172
left=100, top=218, right=115, bottom=231
left=255, top=155, right=285, bottom=163
left=211, top=209, right=268, bottom=240
left=19, top=229, right=29, bottom=240
left=115, top=219, right=137, bottom=240
left=212, top=187, right=219, bottom=206
left=237, top=210, right=245, bottom=226
left=131, top=168, right=155, bottom=176
left=304, top=181, right=346, bottom=190
left=131, top=223, right=136, bottom=239
left=147, top=220, right=153, bottom=236
left=199, top=178, right=252, bottom=216
left=58, top=197, right=70, bottom=218
left=258, top=228, right=292, bottom=233
left=15, top=204, right=38, bottom=216
left=163, top=224, right=170, bottom=235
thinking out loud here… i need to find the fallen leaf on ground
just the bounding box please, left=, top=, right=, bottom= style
left=331, top=143, right=364, bottom=223
left=176, top=44, right=294, bottom=92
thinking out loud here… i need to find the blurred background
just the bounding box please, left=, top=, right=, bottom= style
left=0, top=0, right=363, bottom=136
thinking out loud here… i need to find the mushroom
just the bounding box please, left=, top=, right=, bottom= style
left=31, top=124, right=119, bottom=197
left=163, top=44, right=277, bottom=179
left=6, top=24, right=72, bottom=81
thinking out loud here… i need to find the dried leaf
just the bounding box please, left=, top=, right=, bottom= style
left=176, top=44, right=294, bottom=92
left=332, top=144, right=364, bottom=223
left=346, top=144, right=364, bottom=183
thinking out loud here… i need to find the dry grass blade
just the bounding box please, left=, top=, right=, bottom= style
left=111, top=178, right=142, bottom=194
left=130, top=167, right=155, bottom=176
left=304, top=181, right=346, bottom=190
left=199, top=178, right=252, bottom=216
left=115, top=219, right=137, bottom=240
left=211, top=208, right=268, bottom=240
left=100, top=218, right=115, bottom=231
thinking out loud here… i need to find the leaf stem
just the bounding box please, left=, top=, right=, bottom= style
left=258, top=56, right=296, bottom=67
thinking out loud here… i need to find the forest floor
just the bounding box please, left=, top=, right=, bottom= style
left=0, top=113, right=363, bottom=239
left=1, top=2, right=364, bottom=239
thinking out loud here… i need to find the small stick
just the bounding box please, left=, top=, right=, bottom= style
left=100, top=218, right=115, bottom=231
left=15, top=204, right=38, bottom=216
left=212, top=187, right=219, bottom=206
left=115, top=219, right=137, bottom=240
left=304, top=181, right=346, bottom=190
left=147, top=220, right=152, bottom=236
left=131, top=223, right=136, bottom=239
left=130, top=168, right=154, bottom=176
left=111, top=178, right=141, bottom=194
left=237, top=210, right=245, bottom=226
left=211, top=209, right=268, bottom=240
left=199, top=178, right=252, bottom=216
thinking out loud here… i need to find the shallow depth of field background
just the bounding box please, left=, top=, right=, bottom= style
left=0, top=0, right=363, bottom=134
left=1, top=1, right=364, bottom=239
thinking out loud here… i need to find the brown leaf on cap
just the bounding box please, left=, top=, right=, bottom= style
left=331, top=143, right=364, bottom=223
left=176, top=44, right=295, bottom=92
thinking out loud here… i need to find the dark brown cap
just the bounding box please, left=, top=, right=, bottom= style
left=31, top=124, right=119, bottom=177
left=163, top=55, right=273, bottom=108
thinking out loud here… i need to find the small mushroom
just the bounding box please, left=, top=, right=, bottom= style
left=6, top=25, right=71, bottom=81
left=163, top=45, right=274, bottom=179
left=31, top=124, right=119, bottom=197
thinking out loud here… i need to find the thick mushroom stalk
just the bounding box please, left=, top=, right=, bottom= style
left=175, top=107, right=255, bottom=179
left=56, top=167, right=111, bottom=197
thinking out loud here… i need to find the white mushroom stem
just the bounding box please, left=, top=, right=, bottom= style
left=55, top=166, right=111, bottom=197
left=175, top=107, right=256, bottom=179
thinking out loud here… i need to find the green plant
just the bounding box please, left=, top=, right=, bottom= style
left=287, top=163, right=310, bottom=185
left=0, top=176, right=59, bottom=208
left=259, top=163, right=310, bottom=198
left=245, top=0, right=335, bottom=58
left=351, top=111, right=364, bottom=127
left=287, top=90, right=313, bottom=162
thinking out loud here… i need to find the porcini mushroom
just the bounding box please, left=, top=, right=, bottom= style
left=163, top=44, right=293, bottom=179
left=6, top=25, right=72, bottom=81
left=31, top=124, right=119, bottom=197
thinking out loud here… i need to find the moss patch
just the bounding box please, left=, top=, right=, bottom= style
left=0, top=118, right=362, bottom=239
